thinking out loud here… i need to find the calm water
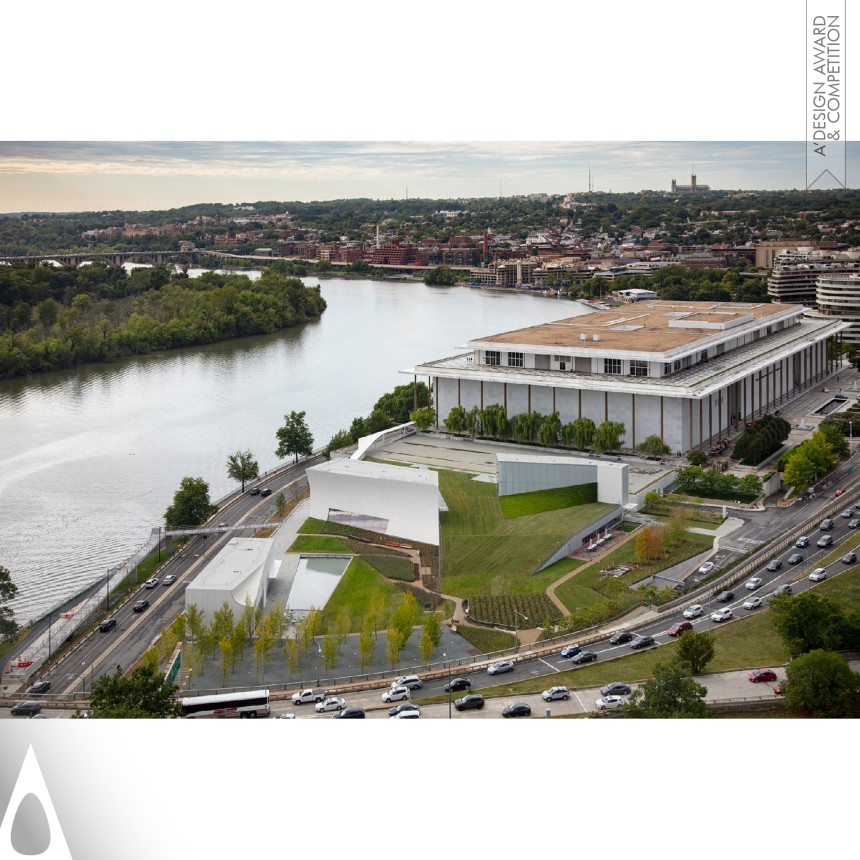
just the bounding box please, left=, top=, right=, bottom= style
left=0, top=277, right=587, bottom=622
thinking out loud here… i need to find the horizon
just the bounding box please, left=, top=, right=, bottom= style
left=2, top=141, right=856, bottom=214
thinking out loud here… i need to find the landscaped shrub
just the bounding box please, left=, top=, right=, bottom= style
left=732, top=414, right=791, bottom=465
left=363, top=554, right=416, bottom=582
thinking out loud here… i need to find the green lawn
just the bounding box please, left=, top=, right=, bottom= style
left=439, top=470, right=612, bottom=597
left=499, top=483, right=597, bottom=518
left=647, top=513, right=721, bottom=530
left=319, top=557, right=404, bottom=633
left=455, top=625, right=517, bottom=654
left=554, top=531, right=713, bottom=614
left=288, top=535, right=353, bottom=553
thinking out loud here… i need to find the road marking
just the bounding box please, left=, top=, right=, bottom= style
left=571, top=689, right=586, bottom=712
left=538, top=657, right=560, bottom=673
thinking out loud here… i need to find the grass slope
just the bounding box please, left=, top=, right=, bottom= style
left=319, top=557, right=403, bottom=633
left=499, top=483, right=597, bottom=518
left=288, top=535, right=352, bottom=553
left=439, top=470, right=611, bottom=597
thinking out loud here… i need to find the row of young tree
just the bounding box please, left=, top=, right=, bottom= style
left=138, top=590, right=444, bottom=688
left=0, top=265, right=327, bottom=378
left=443, top=406, right=628, bottom=453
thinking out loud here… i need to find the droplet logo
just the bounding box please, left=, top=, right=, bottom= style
left=0, top=746, right=72, bottom=859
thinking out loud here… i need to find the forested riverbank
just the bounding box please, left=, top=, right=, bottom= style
left=0, top=263, right=326, bottom=378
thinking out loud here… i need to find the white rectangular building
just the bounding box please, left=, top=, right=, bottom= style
left=185, top=537, right=277, bottom=622
left=405, top=300, right=851, bottom=454
left=306, top=458, right=443, bottom=545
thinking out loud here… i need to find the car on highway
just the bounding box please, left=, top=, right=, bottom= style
left=444, top=677, right=471, bottom=693
left=600, top=682, right=633, bottom=696
left=388, top=703, right=420, bottom=718
left=715, top=590, right=734, bottom=603
left=29, top=681, right=51, bottom=695
left=771, top=584, right=793, bottom=597
left=454, top=694, right=485, bottom=711
left=595, top=695, right=624, bottom=711
left=570, top=650, right=598, bottom=664
left=849, top=519, right=860, bottom=530
left=541, top=686, right=570, bottom=702
left=11, top=701, right=42, bottom=717
left=766, top=559, right=783, bottom=571
left=794, top=536, right=810, bottom=548
left=559, top=644, right=582, bottom=659
left=316, top=697, right=346, bottom=713
left=808, top=567, right=827, bottom=582
left=248, top=487, right=261, bottom=496
left=98, top=618, right=117, bottom=632
left=381, top=685, right=411, bottom=704
left=393, top=675, right=423, bottom=690
left=818, top=534, right=834, bottom=548
left=683, top=604, right=704, bottom=619
left=132, top=599, right=149, bottom=612
left=609, top=631, right=633, bottom=645
left=333, top=707, right=365, bottom=719
left=292, top=688, right=326, bottom=705
left=841, top=508, right=854, bottom=518
left=144, top=577, right=158, bottom=588
left=842, top=551, right=857, bottom=564
left=162, top=574, right=177, bottom=586
left=745, top=577, right=763, bottom=590
left=743, top=596, right=763, bottom=610
left=819, top=518, right=834, bottom=530
left=698, top=562, right=715, bottom=575
left=259, top=488, right=272, bottom=497
left=834, top=489, right=846, bottom=497
left=630, top=634, right=656, bottom=650
left=787, top=553, right=804, bottom=565
left=748, top=669, right=778, bottom=683
left=501, top=703, right=532, bottom=718
left=710, top=607, right=733, bottom=622
left=667, top=620, right=693, bottom=637
left=772, top=682, right=783, bottom=695
left=391, top=710, right=420, bottom=719
left=487, top=660, right=514, bottom=676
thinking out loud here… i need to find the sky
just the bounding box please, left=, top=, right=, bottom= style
left=0, top=140, right=847, bottom=213
left=1, top=1, right=855, bottom=213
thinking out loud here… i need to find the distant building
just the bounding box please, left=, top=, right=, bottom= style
left=755, top=239, right=818, bottom=268
left=671, top=174, right=710, bottom=194
left=806, top=273, right=860, bottom=348
left=615, top=288, right=659, bottom=303
left=768, top=249, right=860, bottom=305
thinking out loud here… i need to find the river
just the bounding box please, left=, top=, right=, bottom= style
left=0, top=275, right=589, bottom=623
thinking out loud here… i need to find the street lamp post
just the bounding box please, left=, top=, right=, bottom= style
left=316, top=639, right=322, bottom=687
left=443, top=652, right=452, bottom=719
left=850, top=420, right=853, bottom=452
left=105, top=568, right=111, bottom=611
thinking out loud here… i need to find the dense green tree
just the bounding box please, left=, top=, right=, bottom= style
left=539, top=411, right=562, bottom=448
left=818, top=422, right=850, bottom=458
left=623, top=659, right=710, bottom=718
left=0, top=565, right=19, bottom=643
left=782, top=451, right=817, bottom=492
left=637, top=434, right=670, bottom=458
left=593, top=420, right=626, bottom=454
left=565, top=417, right=596, bottom=451
left=783, top=649, right=860, bottom=717
left=444, top=405, right=467, bottom=434
left=510, top=411, right=543, bottom=444
left=226, top=449, right=259, bottom=492
left=479, top=403, right=508, bottom=439
left=424, top=265, right=458, bottom=285
left=417, top=612, right=443, bottom=664
left=90, top=664, right=182, bottom=719
left=687, top=449, right=708, bottom=466
left=769, top=592, right=847, bottom=655
left=326, top=428, right=355, bottom=456
left=163, top=476, right=218, bottom=530
left=275, top=410, right=314, bottom=462
left=409, top=407, right=436, bottom=431
left=676, top=630, right=716, bottom=675
left=373, top=382, right=431, bottom=424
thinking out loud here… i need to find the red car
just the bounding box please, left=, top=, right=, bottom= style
left=772, top=683, right=783, bottom=695
left=667, top=620, right=694, bottom=637
left=748, top=669, right=777, bottom=683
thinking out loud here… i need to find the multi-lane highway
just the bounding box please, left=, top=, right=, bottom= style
left=40, top=456, right=323, bottom=696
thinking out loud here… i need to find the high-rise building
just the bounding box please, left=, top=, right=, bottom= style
left=806, top=273, right=860, bottom=348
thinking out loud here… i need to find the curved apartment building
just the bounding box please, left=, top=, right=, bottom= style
left=808, top=273, right=860, bottom=348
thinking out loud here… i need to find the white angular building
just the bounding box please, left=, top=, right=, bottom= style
left=405, top=300, right=850, bottom=455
